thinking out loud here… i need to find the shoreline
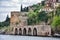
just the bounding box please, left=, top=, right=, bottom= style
left=0, top=34, right=60, bottom=38
left=0, top=29, right=60, bottom=38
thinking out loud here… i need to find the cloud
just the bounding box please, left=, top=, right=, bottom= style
left=0, top=0, right=11, bottom=1
left=0, top=0, right=43, bottom=22
left=0, top=1, right=20, bottom=6
left=0, top=14, right=7, bottom=22
left=0, top=6, right=20, bottom=12
left=22, top=0, right=42, bottom=4
left=12, top=0, right=20, bottom=3
left=0, top=0, right=20, bottom=12
left=0, top=0, right=20, bottom=22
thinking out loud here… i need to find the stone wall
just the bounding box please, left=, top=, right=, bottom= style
left=12, top=25, right=51, bottom=36
left=10, top=11, right=20, bottom=26
left=10, top=11, right=51, bottom=36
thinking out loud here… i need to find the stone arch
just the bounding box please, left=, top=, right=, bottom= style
left=19, top=28, right=22, bottom=35
left=23, top=28, right=26, bottom=35
left=33, top=28, right=37, bottom=36
left=28, top=28, right=31, bottom=35
left=15, top=28, right=18, bottom=35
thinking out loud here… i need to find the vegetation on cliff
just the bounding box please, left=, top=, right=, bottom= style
left=0, top=15, right=10, bottom=30
left=51, top=16, right=60, bottom=33
left=27, top=3, right=60, bottom=33
left=27, top=4, right=46, bottom=25
left=51, top=5, right=60, bottom=33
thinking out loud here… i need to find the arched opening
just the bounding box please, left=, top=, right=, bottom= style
left=33, top=28, right=37, bottom=36
left=28, top=28, right=31, bottom=36
left=19, top=28, right=22, bottom=35
left=23, top=28, right=26, bottom=35
left=15, top=28, right=18, bottom=35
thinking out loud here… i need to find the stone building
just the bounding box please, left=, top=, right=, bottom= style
left=10, top=4, right=52, bottom=36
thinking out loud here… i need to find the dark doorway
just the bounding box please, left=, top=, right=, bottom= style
left=19, top=28, right=22, bottom=35
left=56, top=0, right=58, bottom=2
left=33, top=28, right=37, bottom=36
left=28, top=28, right=31, bottom=36
left=23, top=28, right=26, bottom=35
left=15, top=28, right=18, bottom=35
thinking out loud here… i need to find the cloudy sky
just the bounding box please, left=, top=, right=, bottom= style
left=0, top=0, right=43, bottom=22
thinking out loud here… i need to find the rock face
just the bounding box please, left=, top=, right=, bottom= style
left=0, top=30, right=6, bottom=34
left=10, top=11, right=20, bottom=26
left=10, top=3, right=52, bottom=36
left=10, top=11, right=28, bottom=26
left=13, top=25, right=51, bottom=36
left=10, top=11, right=51, bottom=36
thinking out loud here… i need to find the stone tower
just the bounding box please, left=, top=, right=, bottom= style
left=21, top=4, right=23, bottom=12
left=10, top=11, right=20, bottom=26
left=21, top=4, right=29, bottom=12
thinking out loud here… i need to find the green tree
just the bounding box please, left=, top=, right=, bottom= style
left=0, top=15, right=10, bottom=27
left=27, top=11, right=37, bottom=25
left=51, top=16, right=60, bottom=33
left=38, top=11, right=48, bottom=23
left=27, top=11, right=49, bottom=25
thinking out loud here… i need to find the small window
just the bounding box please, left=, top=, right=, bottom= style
left=56, top=0, right=58, bottom=2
